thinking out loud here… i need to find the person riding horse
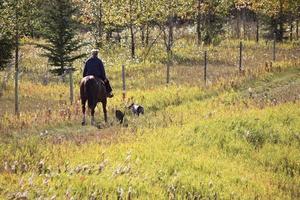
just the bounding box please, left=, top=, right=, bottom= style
left=83, top=49, right=113, bottom=98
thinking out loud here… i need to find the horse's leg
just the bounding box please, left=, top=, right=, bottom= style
left=102, top=100, right=107, bottom=123
left=91, top=106, right=96, bottom=126
left=81, top=98, right=87, bottom=126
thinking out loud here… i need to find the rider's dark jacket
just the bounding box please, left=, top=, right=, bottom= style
left=83, top=56, right=106, bottom=80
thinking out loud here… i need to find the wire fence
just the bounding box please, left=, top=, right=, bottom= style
left=0, top=39, right=299, bottom=114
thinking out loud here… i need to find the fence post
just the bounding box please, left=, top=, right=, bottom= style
left=239, top=41, right=243, bottom=72
left=204, top=51, right=207, bottom=85
left=127, top=190, right=132, bottom=200
left=273, top=33, right=276, bottom=61
left=14, top=18, right=20, bottom=116
left=122, top=64, right=126, bottom=101
left=69, top=68, right=74, bottom=105
left=15, top=69, right=19, bottom=116
left=166, top=52, right=171, bottom=84
left=166, top=63, right=170, bottom=84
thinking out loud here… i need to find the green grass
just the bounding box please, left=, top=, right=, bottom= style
left=0, top=38, right=300, bottom=199
left=1, top=66, right=300, bottom=199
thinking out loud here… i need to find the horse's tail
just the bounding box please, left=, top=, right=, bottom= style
left=85, top=78, right=98, bottom=109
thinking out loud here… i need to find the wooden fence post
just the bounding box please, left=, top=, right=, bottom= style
left=127, top=190, right=132, bottom=200
left=256, top=19, right=259, bottom=43
left=14, top=15, right=20, bottom=116
left=166, top=52, right=171, bottom=84
left=273, top=33, right=276, bottom=62
left=122, top=64, right=126, bottom=101
left=239, top=41, right=243, bottom=72
left=69, top=68, right=74, bottom=105
left=204, top=51, right=207, bottom=85
left=166, top=63, right=170, bottom=84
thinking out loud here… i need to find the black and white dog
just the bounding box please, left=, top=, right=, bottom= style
left=128, top=103, right=144, bottom=116
left=115, top=103, right=144, bottom=124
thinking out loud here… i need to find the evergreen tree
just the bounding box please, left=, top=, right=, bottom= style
left=0, top=1, right=14, bottom=70
left=22, top=0, right=44, bottom=38
left=39, top=0, right=86, bottom=76
left=0, top=34, right=14, bottom=70
left=0, top=0, right=28, bottom=115
left=201, top=0, right=229, bottom=45
left=0, top=30, right=14, bottom=70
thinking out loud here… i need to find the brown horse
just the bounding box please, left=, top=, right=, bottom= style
left=80, top=76, right=107, bottom=125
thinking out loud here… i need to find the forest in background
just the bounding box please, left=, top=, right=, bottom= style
left=0, top=1, right=300, bottom=199
left=1, top=0, right=300, bottom=70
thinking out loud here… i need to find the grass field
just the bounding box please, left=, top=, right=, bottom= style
left=0, top=38, right=300, bottom=199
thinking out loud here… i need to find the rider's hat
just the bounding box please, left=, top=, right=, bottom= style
left=91, top=49, right=99, bottom=53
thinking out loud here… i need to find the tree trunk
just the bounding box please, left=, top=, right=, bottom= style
left=61, top=63, right=65, bottom=82
left=129, top=0, right=135, bottom=59
left=145, top=24, right=149, bottom=46
left=278, top=0, right=284, bottom=41
left=141, top=25, right=145, bottom=47
left=116, top=32, right=121, bottom=44
left=279, top=21, right=284, bottom=41
left=196, top=0, right=201, bottom=45
left=96, top=1, right=103, bottom=48
left=256, top=18, right=259, bottom=43
left=130, top=25, right=135, bottom=59
left=236, top=10, right=241, bottom=39
left=106, top=30, right=112, bottom=42
left=290, top=21, right=293, bottom=41
left=96, top=18, right=103, bottom=47
left=162, top=20, right=174, bottom=62
left=296, top=19, right=299, bottom=40
left=167, top=22, right=173, bottom=55
left=242, top=8, right=246, bottom=39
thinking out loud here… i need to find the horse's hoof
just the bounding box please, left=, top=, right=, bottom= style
left=81, top=121, right=87, bottom=126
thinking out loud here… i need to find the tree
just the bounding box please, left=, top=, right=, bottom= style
left=152, top=0, right=186, bottom=54
left=0, top=27, right=14, bottom=71
left=0, top=1, right=15, bottom=70
left=196, top=0, right=203, bottom=45
left=286, top=0, right=300, bottom=41
left=21, top=0, right=44, bottom=38
left=39, top=0, right=86, bottom=76
left=200, top=0, right=230, bottom=45
left=75, top=0, right=108, bottom=48
left=0, top=0, right=28, bottom=115
left=113, top=0, right=141, bottom=59
left=0, top=0, right=33, bottom=114
left=251, top=0, right=300, bottom=41
left=189, top=0, right=231, bottom=45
